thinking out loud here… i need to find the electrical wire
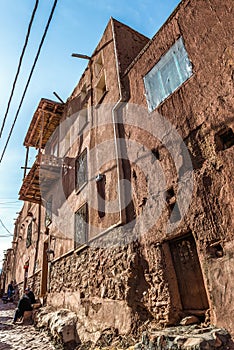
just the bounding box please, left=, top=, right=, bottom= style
left=0, top=0, right=58, bottom=164
left=0, top=218, right=13, bottom=235
left=0, top=0, right=39, bottom=138
left=0, top=201, right=19, bottom=204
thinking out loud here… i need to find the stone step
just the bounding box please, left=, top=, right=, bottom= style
left=134, top=327, right=233, bottom=350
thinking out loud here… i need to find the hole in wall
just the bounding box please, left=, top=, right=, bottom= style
left=169, top=202, right=181, bottom=223
left=165, top=187, right=175, bottom=202
left=207, top=242, right=224, bottom=258
left=215, top=127, right=234, bottom=151
left=151, top=148, right=160, bottom=162
left=132, top=169, right=137, bottom=180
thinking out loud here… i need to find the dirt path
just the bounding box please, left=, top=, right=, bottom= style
left=0, top=301, right=62, bottom=350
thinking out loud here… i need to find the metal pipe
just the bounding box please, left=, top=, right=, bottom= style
left=23, top=147, right=29, bottom=178
left=110, top=18, right=127, bottom=226
left=71, top=53, right=91, bottom=60
left=53, top=91, right=64, bottom=104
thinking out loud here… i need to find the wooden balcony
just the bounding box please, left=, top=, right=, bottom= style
left=19, top=153, right=63, bottom=204
left=19, top=161, right=41, bottom=204
left=24, top=98, right=64, bottom=149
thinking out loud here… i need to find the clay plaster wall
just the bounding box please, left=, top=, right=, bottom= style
left=12, top=201, right=49, bottom=300
left=43, top=19, right=150, bottom=259
left=126, top=0, right=234, bottom=333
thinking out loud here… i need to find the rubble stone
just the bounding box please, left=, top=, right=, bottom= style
left=34, top=306, right=234, bottom=350
left=35, top=307, right=79, bottom=347
left=180, top=316, right=200, bottom=326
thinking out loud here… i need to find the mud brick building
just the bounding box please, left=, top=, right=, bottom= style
left=2, top=0, right=233, bottom=342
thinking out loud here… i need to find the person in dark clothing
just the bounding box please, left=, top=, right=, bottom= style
left=13, top=292, right=32, bottom=323
left=7, top=281, right=14, bottom=299
left=25, top=288, right=36, bottom=304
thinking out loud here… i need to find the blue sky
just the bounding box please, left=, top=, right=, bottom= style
left=0, top=0, right=180, bottom=265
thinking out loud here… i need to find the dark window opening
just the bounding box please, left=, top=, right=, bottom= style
left=215, top=127, right=234, bottom=151
left=75, top=149, right=88, bottom=191
left=95, top=73, right=107, bottom=104
left=26, top=222, right=32, bottom=248
left=95, top=54, right=104, bottom=76
left=74, top=203, right=88, bottom=249
left=97, top=175, right=106, bottom=218
left=45, top=197, right=52, bottom=227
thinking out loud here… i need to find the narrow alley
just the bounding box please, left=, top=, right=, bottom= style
left=0, top=301, right=62, bottom=350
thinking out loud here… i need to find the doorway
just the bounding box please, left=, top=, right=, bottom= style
left=40, top=241, right=48, bottom=296
left=169, top=233, right=209, bottom=311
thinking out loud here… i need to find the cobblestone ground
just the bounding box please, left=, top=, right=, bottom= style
left=0, top=300, right=62, bottom=350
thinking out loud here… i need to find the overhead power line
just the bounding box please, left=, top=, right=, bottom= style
left=0, top=0, right=39, bottom=138
left=0, top=218, right=13, bottom=235
left=0, top=201, right=19, bottom=204
left=0, top=0, right=58, bottom=164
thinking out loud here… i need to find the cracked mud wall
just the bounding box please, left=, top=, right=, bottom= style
left=126, top=0, right=234, bottom=334
left=24, top=0, right=234, bottom=339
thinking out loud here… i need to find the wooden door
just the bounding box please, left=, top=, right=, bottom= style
left=170, top=234, right=209, bottom=310
left=41, top=241, right=48, bottom=296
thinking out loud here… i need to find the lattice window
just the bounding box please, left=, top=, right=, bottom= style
left=74, top=203, right=88, bottom=248
left=75, top=149, right=88, bottom=191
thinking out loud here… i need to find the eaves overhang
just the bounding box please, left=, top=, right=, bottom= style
left=24, top=98, right=64, bottom=149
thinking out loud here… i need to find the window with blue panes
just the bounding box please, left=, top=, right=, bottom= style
left=144, top=37, right=193, bottom=111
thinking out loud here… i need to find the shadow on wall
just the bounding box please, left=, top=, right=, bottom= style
left=126, top=243, right=153, bottom=329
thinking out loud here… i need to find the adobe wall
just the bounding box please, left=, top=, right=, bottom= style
left=44, top=19, right=137, bottom=258
left=46, top=223, right=186, bottom=340
left=126, top=0, right=234, bottom=334
left=27, top=269, right=42, bottom=298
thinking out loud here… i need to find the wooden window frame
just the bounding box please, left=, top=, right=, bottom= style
left=74, top=203, right=88, bottom=249
left=75, top=148, right=88, bottom=192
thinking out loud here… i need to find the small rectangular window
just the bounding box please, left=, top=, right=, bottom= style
left=81, top=83, right=87, bottom=101
left=75, top=149, right=88, bottom=191
left=26, top=222, right=32, bottom=248
left=144, top=37, right=193, bottom=111
left=95, top=73, right=107, bottom=104
left=95, top=54, right=104, bottom=77
left=78, top=106, right=88, bottom=132
left=74, top=203, right=88, bottom=248
left=45, top=197, right=52, bottom=226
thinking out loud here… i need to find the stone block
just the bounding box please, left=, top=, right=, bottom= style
left=23, top=310, right=33, bottom=325
left=180, top=315, right=200, bottom=326
left=182, top=337, right=205, bottom=348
